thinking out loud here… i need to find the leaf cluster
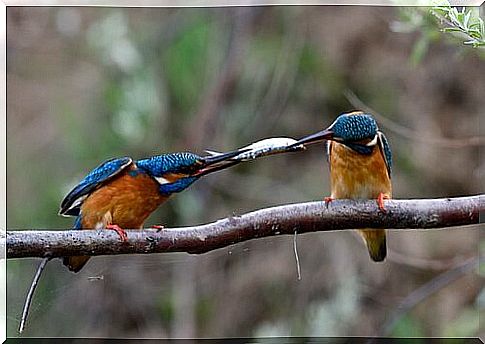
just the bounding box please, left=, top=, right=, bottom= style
left=432, top=1, right=485, bottom=47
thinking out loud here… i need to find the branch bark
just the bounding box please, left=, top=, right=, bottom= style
left=5, top=195, right=483, bottom=259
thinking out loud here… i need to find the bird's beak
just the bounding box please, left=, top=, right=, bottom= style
left=290, top=128, right=334, bottom=147
left=194, top=148, right=250, bottom=176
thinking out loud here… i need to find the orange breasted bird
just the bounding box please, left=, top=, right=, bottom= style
left=292, top=111, right=392, bottom=262
left=19, top=149, right=249, bottom=333
left=58, top=150, right=248, bottom=272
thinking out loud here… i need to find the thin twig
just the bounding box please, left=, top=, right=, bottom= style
left=345, top=90, right=485, bottom=148
left=293, top=230, right=301, bottom=281
left=19, top=256, right=52, bottom=333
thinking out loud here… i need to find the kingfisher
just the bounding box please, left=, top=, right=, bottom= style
left=19, top=149, right=250, bottom=333
left=58, top=149, right=246, bottom=272
left=292, top=111, right=392, bottom=262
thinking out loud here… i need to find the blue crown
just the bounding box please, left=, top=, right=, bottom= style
left=331, top=113, right=378, bottom=142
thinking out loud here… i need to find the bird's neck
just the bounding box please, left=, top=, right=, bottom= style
left=158, top=176, right=199, bottom=196
left=343, top=142, right=375, bottom=155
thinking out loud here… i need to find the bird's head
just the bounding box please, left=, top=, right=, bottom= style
left=136, top=150, right=244, bottom=195
left=292, top=111, right=379, bottom=147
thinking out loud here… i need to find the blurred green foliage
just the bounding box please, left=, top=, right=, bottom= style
left=391, top=314, right=425, bottom=337
left=165, top=19, right=212, bottom=111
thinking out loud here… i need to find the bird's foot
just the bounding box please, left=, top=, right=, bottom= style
left=377, top=193, right=390, bottom=213
left=151, top=225, right=165, bottom=232
left=106, top=224, right=128, bottom=242
left=323, top=196, right=334, bottom=209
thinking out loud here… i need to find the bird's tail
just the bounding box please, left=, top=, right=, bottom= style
left=62, top=256, right=90, bottom=273
left=359, top=229, right=387, bottom=262
left=62, top=215, right=90, bottom=273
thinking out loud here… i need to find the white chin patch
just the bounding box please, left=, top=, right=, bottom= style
left=155, top=176, right=171, bottom=185
left=366, top=134, right=378, bottom=146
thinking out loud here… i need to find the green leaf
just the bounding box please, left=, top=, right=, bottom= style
left=455, top=12, right=465, bottom=24
left=469, top=22, right=481, bottom=30
left=467, top=29, right=481, bottom=39
left=463, top=11, right=471, bottom=29
left=451, top=7, right=460, bottom=20
left=442, top=27, right=465, bottom=33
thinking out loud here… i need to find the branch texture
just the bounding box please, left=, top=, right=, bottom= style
left=6, top=195, right=483, bottom=259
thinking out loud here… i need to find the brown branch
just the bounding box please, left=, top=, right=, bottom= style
left=6, top=195, right=482, bottom=259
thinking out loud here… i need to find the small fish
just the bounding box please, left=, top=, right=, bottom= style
left=205, top=137, right=305, bottom=162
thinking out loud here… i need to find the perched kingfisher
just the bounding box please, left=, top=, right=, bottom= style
left=58, top=150, right=245, bottom=272
left=293, top=111, right=392, bottom=262
left=18, top=149, right=250, bottom=333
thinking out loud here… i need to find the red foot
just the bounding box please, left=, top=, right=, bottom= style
left=106, top=224, right=128, bottom=242
left=324, top=196, right=334, bottom=209
left=377, top=193, right=390, bottom=213
left=151, top=225, right=165, bottom=232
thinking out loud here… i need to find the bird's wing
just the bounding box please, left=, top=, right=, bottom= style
left=59, top=157, right=133, bottom=217
left=377, top=131, right=392, bottom=177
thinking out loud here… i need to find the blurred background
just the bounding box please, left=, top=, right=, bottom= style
left=6, top=6, right=484, bottom=338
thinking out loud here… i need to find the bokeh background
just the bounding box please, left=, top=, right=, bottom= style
left=6, top=6, right=484, bottom=338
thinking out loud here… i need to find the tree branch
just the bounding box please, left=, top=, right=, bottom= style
left=5, top=195, right=482, bottom=259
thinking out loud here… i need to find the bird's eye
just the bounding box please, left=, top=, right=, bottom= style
left=178, top=162, right=200, bottom=174
left=178, top=166, right=193, bottom=174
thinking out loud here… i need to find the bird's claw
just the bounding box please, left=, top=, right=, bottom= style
left=324, top=196, right=334, bottom=209
left=151, top=225, right=165, bottom=232
left=377, top=193, right=390, bottom=213
left=106, top=224, right=128, bottom=242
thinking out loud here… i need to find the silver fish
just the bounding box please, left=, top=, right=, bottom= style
left=205, top=137, right=305, bottom=161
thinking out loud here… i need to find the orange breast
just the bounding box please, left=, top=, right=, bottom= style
left=80, top=166, right=168, bottom=229
left=329, top=141, right=392, bottom=199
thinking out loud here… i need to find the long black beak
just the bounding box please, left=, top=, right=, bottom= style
left=289, top=128, right=334, bottom=148
left=195, top=148, right=250, bottom=176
